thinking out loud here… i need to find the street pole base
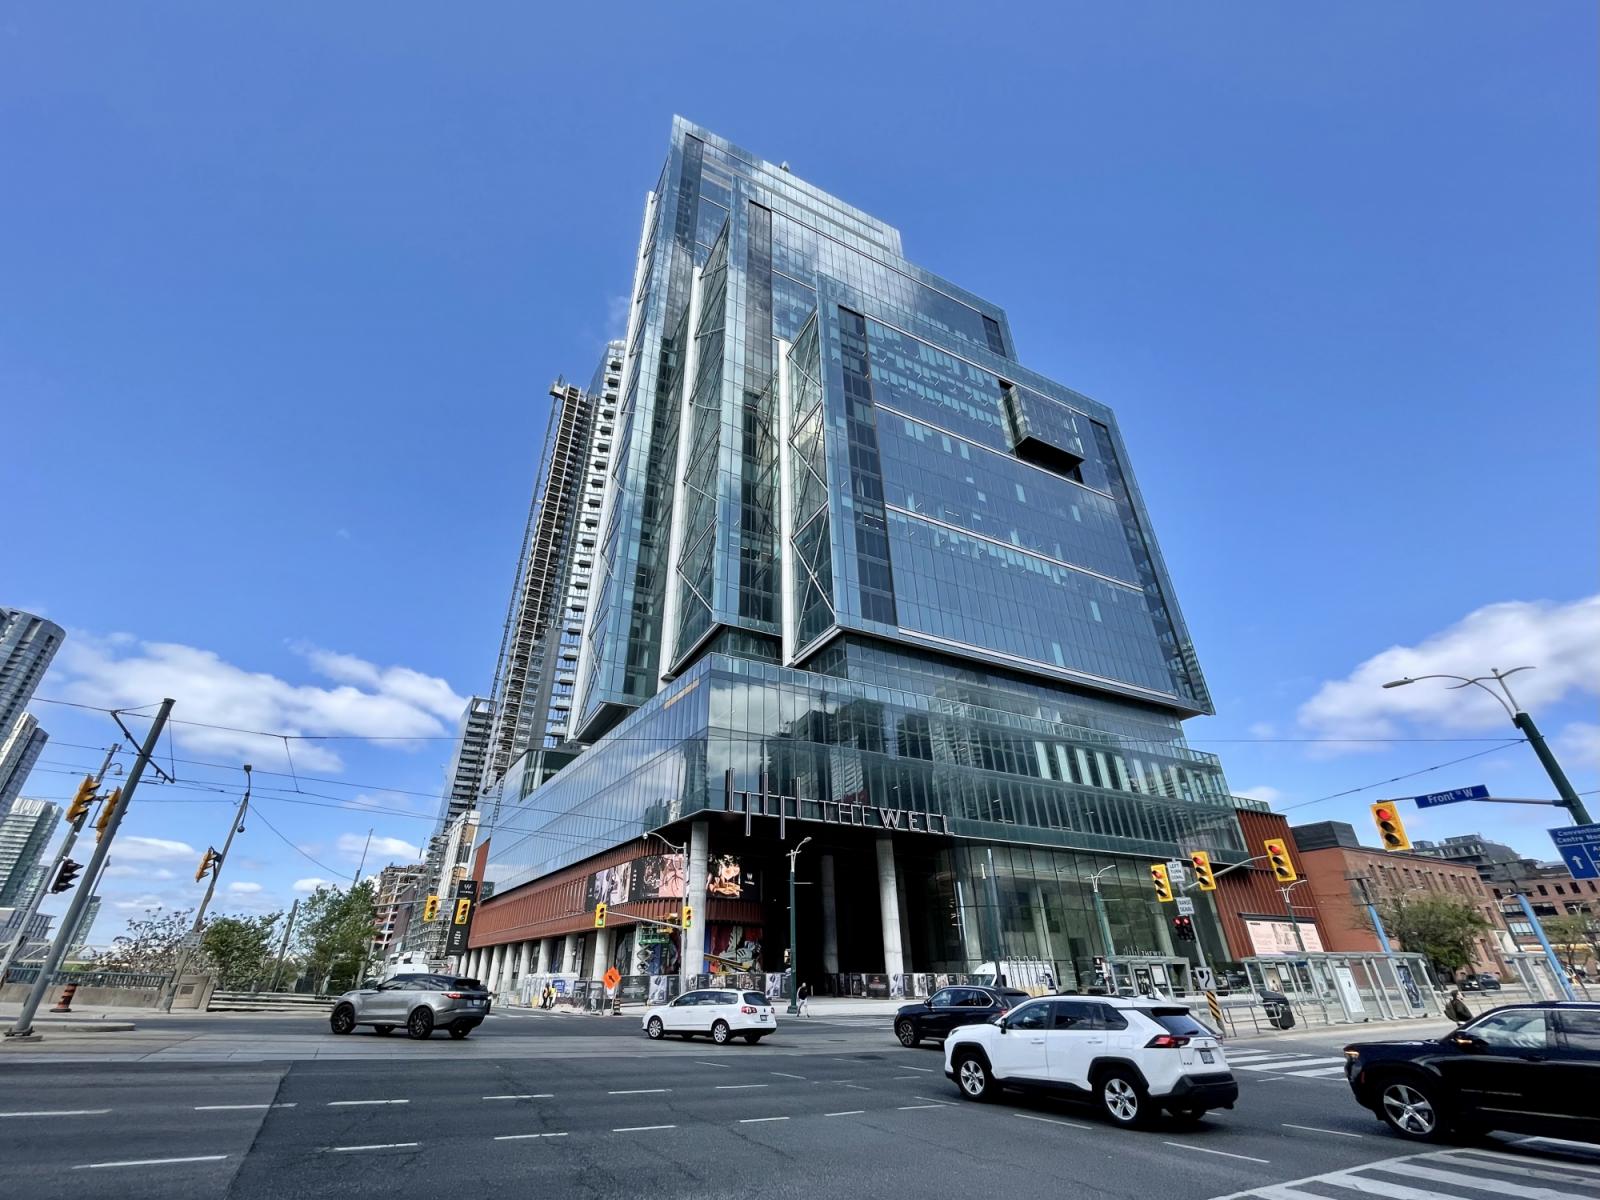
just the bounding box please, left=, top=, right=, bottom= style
left=2, top=1028, right=43, bottom=1043
left=786, top=1004, right=799, bottom=1015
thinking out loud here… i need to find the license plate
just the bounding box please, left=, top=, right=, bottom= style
left=1201, top=1049, right=1214, bottom=1063
left=470, top=999, right=485, bottom=1006
left=760, top=1014, right=770, bottom=1022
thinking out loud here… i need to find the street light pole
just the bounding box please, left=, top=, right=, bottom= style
left=163, top=765, right=251, bottom=1011
left=1383, top=667, right=1591, bottom=824
left=1280, top=880, right=1310, bottom=953
left=785, top=837, right=811, bottom=1016
left=1088, top=865, right=1117, bottom=959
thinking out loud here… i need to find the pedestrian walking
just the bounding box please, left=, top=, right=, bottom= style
left=1444, top=989, right=1473, bottom=1024
left=797, top=981, right=811, bottom=1017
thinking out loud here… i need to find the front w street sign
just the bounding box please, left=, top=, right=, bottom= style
left=1550, top=824, right=1600, bottom=881
left=1407, top=784, right=1490, bottom=809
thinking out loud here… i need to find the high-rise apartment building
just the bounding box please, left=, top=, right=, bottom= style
left=483, top=342, right=624, bottom=801
left=401, top=806, right=480, bottom=962
left=0, top=798, right=61, bottom=909
left=369, top=861, right=429, bottom=964
left=0, top=713, right=48, bottom=823
left=0, top=609, right=62, bottom=820
left=65, top=894, right=101, bottom=957
left=467, top=118, right=1257, bottom=994
left=435, top=696, right=493, bottom=837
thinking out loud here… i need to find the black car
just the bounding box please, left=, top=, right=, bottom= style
left=894, top=985, right=1032, bottom=1047
left=1345, top=1001, right=1600, bottom=1143
left=1459, top=973, right=1502, bottom=991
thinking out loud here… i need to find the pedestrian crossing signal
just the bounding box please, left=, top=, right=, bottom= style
left=594, top=902, right=607, bottom=929
left=1371, top=803, right=1411, bottom=851
left=1188, top=850, right=1217, bottom=891
left=1150, top=863, right=1174, bottom=902
left=1263, top=838, right=1297, bottom=883
left=422, top=895, right=440, bottom=922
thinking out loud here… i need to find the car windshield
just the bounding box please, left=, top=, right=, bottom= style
left=1142, top=1008, right=1211, bottom=1036
left=743, top=992, right=768, bottom=1007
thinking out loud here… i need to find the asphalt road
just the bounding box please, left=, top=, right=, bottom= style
left=3, top=1014, right=1598, bottom=1200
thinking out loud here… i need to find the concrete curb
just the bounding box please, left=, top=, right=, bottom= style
left=1, top=1019, right=138, bottom=1041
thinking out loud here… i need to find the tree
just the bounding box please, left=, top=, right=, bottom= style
left=296, top=882, right=375, bottom=993
left=97, top=907, right=198, bottom=973
left=1374, top=893, right=1492, bottom=980
left=1539, top=914, right=1598, bottom=972
left=202, top=913, right=282, bottom=989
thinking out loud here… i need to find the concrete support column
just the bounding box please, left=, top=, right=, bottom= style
left=681, top=819, right=710, bottom=984
left=819, top=853, right=840, bottom=974
left=485, top=945, right=503, bottom=996
left=592, top=927, right=612, bottom=979
left=467, top=949, right=482, bottom=978
left=535, top=938, right=550, bottom=974
left=562, top=932, right=579, bottom=974
left=876, top=836, right=904, bottom=978
left=513, top=941, right=530, bottom=1000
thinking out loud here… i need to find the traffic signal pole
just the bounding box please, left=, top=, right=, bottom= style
left=267, top=897, right=300, bottom=992
left=8, top=700, right=174, bottom=1040
left=0, top=745, right=120, bottom=981
left=162, top=767, right=251, bottom=1011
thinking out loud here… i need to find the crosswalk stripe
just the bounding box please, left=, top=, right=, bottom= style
left=1319, top=1172, right=1463, bottom=1200
left=1280, top=1066, right=1348, bottom=1078
left=1375, top=1160, right=1581, bottom=1200
left=1234, top=1057, right=1343, bottom=1072
left=1442, top=1152, right=1600, bottom=1186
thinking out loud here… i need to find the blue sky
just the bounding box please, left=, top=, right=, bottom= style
left=3, top=4, right=1595, bottom=943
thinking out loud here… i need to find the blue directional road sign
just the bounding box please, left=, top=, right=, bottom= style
left=1549, top=824, right=1600, bottom=881
left=1405, top=784, right=1490, bottom=810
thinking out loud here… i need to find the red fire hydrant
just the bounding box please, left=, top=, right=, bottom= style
left=50, top=983, right=78, bottom=1013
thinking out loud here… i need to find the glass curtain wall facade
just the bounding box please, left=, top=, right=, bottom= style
left=481, top=117, right=1248, bottom=980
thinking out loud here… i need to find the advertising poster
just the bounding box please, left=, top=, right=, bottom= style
left=586, top=852, right=753, bottom=906
left=705, top=922, right=762, bottom=973
left=633, top=925, right=680, bottom=976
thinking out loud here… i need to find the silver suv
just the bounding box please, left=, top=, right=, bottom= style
left=330, top=973, right=490, bottom=1040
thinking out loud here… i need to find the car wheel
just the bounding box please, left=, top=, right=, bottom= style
left=407, top=1007, right=435, bottom=1040
left=1098, top=1069, right=1149, bottom=1128
left=955, top=1053, right=993, bottom=1101
left=329, top=1005, right=356, bottom=1035
left=1378, top=1077, right=1447, bottom=1141
left=711, top=1020, right=731, bottom=1045
left=743, top=1033, right=763, bottom=1044
left=646, top=1017, right=665, bottom=1040
left=449, top=1022, right=471, bottom=1040
left=372, top=1024, right=394, bottom=1036
left=895, top=1019, right=921, bottom=1048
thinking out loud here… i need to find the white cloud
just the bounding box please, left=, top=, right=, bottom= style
left=111, top=893, right=169, bottom=912
left=605, top=293, right=631, bottom=338
left=1558, top=722, right=1600, bottom=771
left=1247, top=722, right=1277, bottom=739
left=102, top=864, right=175, bottom=880
left=1298, top=596, right=1600, bottom=746
left=53, top=634, right=467, bottom=772
left=111, top=836, right=198, bottom=863
left=337, top=832, right=421, bottom=863
left=227, top=881, right=263, bottom=895
left=1235, top=785, right=1283, bottom=806
left=293, top=877, right=334, bottom=893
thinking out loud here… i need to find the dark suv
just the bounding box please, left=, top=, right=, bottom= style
left=895, top=985, right=1032, bottom=1047
left=1345, top=1001, right=1600, bottom=1142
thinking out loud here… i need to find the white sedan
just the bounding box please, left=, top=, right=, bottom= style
left=642, top=986, right=777, bottom=1045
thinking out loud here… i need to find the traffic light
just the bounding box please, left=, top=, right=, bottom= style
left=194, top=848, right=218, bottom=883
left=94, top=787, right=122, bottom=842
left=783, top=947, right=791, bottom=966
left=1189, top=850, right=1217, bottom=892
left=1172, top=914, right=1196, bottom=943
left=594, top=902, right=607, bottom=929
left=681, top=904, right=694, bottom=930
left=66, top=776, right=97, bottom=824
left=51, top=859, right=83, bottom=894
left=454, top=897, right=472, bottom=924
left=1149, top=863, right=1174, bottom=902
left=1371, top=802, right=1411, bottom=851
left=422, top=895, right=440, bottom=922
left=1263, top=838, right=1297, bottom=883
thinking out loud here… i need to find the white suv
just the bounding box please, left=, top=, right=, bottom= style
left=643, top=987, right=777, bottom=1045
left=943, top=995, right=1237, bottom=1127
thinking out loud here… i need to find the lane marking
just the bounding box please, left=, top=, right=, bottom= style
left=842, top=1083, right=870, bottom=1090
left=1505, top=1140, right=1600, bottom=1169
left=194, top=1103, right=297, bottom=1111
left=1446, top=1151, right=1600, bottom=1185
left=2, top=1109, right=112, bottom=1118
left=609, top=1088, right=669, bottom=1095
left=494, top=1132, right=569, bottom=1141
left=1282, top=1123, right=1363, bottom=1138
left=328, top=1143, right=420, bottom=1153
left=826, top=1110, right=866, bottom=1117
left=484, top=1094, right=553, bottom=1100
left=613, top=1124, right=676, bottom=1132
left=898, top=1104, right=943, bottom=1110
left=1162, top=1141, right=1270, bottom=1163
left=328, top=1099, right=409, bottom=1106
left=899, top=1065, right=935, bottom=1072
left=740, top=1116, right=790, bottom=1123
left=716, top=1084, right=768, bottom=1090
left=771, top=1072, right=807, bottom=1080
left=893, top=1074, right=922, bottom=1080
left=1235, top=1057, right=1342, bottom=1073
left=74, top=1154, right=229, bottom=1170
left=694, top=1060, right=731, bottom=1069
left=1014, top=1113, right=1091, bottom=1130
left=913, top=1095, right=956, bottom=1106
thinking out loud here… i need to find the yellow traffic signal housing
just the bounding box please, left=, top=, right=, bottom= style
left=681, top=904, right=694, bottom=930
left=1189, top=850, right=1218, bottom=891
left=1149, top=863, right=1174, bottom=902
left=454, top=897, right=472, bottom=924
left=1371, top=802, right=1412, bottom=851
left=1263, top=837, right=1297, bottom=883
left=422, top=895, right=440, bottom=922
left=594, top=902, right=608, bottom=929
left=194, top=848, right=218, bottom=883
left=95, top=787, right=123, bottom=842
left=66, top=776, right=97, bottom=824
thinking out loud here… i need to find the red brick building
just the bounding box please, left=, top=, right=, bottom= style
left=1214, top=810, right=1330, bottom=961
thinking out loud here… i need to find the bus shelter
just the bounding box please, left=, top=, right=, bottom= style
left=1243, top=951, right=1438, bottom=1023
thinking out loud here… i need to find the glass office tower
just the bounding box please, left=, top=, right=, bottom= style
left=473, top=118, right=1261, bottom=993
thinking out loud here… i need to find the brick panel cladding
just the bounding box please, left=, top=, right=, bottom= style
left=1214, top=810, right=1329, bottom=960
